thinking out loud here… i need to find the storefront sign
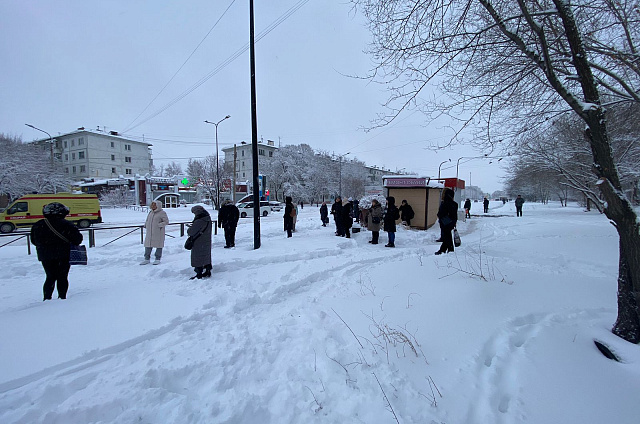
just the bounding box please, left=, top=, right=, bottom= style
left=384, top=178, right=427, bottom=187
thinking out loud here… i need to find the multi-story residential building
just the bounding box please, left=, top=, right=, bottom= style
left=222, top=139, right=277, bottom=181
left=32, top=128, right=153, bottom=179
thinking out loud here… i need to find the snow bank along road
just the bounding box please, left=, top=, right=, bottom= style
left=0, top=202, right=638, bottom=423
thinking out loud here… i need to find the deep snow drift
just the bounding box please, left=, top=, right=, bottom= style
left=0, top=201, right=639, bottom=423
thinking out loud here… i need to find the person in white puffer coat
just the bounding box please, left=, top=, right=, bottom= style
left=141, top=200, right=169, bottom=265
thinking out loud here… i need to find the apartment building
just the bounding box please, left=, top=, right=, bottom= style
left=222, top=139, right=277, bottom=181
left=33, top=128, right=153, bottom=179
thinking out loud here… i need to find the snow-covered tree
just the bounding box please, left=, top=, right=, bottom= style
left=0, top=133, right=71, bottom=200
left=355, top=0, right=640, bottom=343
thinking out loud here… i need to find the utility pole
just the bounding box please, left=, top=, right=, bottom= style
left=249, top=0, right=260, bottom=249
left=232, top=144, right=237, bottom=204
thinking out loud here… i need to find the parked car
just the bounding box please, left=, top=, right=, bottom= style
left=269, top=201, right=283, bottom=212
left=238, top=202, right=271, bottom=218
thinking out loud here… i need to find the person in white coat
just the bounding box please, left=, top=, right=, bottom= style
left=140, top=200, right=169, bottom=265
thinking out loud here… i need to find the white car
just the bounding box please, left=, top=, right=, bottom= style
left=269, top=201, right=283, bottom=212
left=238, top=202, right=271, bottom=218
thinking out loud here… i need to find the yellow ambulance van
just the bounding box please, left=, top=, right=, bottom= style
left=0, top=193, right=102, bottom=233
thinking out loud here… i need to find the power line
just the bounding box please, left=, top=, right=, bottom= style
left=122, top=0, right=238, bottom=133
left=123, top=0, right=312, bottom=133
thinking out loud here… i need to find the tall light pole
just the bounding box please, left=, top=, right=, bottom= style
left=438, top=159, right=451, bottom=180
left=249, top=0, right=261, bottom=249
left=204, top=115, right=230, bottom=210
left=25, top=123, right=54, bottom=164
left=338, top=152, right=350, bottom=197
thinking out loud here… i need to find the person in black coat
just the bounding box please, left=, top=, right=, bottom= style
left=30, top=202, right=83, bottom=300
left=399, top=200, right=415, bottom=226
left=342, top=199, right=353, bottom=238
left=319, top=202, right=329, bottom=227
left=483, top=197, right=489, bottom=213
left=284, top=196, right=295, bottom=238
left=436, top=188, right=458, bottom=255
left=383, top=196, right=400, bottom=247
left=331, top=197, right=344, bottom=236
left=218, top=200, right=239, bottom=248
left=188, top=205, right=213, bottom=279
left=464, top=198, right=471, bottom=219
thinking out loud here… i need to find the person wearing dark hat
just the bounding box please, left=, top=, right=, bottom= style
left=331, top=197, right=344, bottom=236
left=30, top=202, right=83, bottom=300
left=218, top=200, right=239, bottom=248
left=435, top=188, right=458, bottom=255
left=383, top=196, right=400, bottom=247
left=399, top=199, right=415, bottom=226
left=284, top=196, right=295, bottom=238
left=187, top=205, right=212, bottom=279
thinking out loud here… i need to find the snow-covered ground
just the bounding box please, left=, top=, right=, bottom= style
left=0, top=201, right=639, bottom=424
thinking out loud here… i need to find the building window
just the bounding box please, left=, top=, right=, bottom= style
left=78, top=151, right=85, bottom=159
left=269, top=151, right=273, bottom=157
left=125, top=168, right=132, bottom=175
left=242, top=151, right=245, bottom=157
left=64, top=154, right=69, bottom=161
left=71, top=139, right=75, bottom=147
left=65, top=167, right=69, bottom=174
left=80, top=165, right=86, bottom=173
left=111, top=167, right=117, bottom=174
left=111, top=141, right=115, bottom=148
left=111, top=154, right=115, bottom=161
left=64, top=140, right=68, bottom=148
left=78, top=137, right=84, bottom=145
left=125, top=144, right=131, bottom=151
left=72, top=166, right=76, bottom=174
left=242, top=172, right=245, bottom=178
left=72, top=153, right=76, bottom=160
left=125, top=156, right=132, bottom=163
left=258, top=149, right=265, bottom=156
left=242, top=161, right=245, bottom=167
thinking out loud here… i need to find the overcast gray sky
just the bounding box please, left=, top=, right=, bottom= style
left=1, top=0, right=506, bottom=193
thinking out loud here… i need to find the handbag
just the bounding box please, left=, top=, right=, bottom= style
left=184, top=236, right=195, bottom=250
left=70, top=244, right=88, bottom=265
left=44, top=218, right=87, bottom=265
left=371, top=216, right=381, bottom=224
left=453, top=228, right=461, bottom=247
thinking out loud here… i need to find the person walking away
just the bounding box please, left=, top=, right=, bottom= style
left=399, top=200, right=415, bottom=226
left=342, top=198, right=353, bottom=238
left=351, top=198, right=360, bottom=223
left=30, top=202, right=83, bottom=300
left=141, top=200, right=169, bottom=265
left=331, top=197, right=344, bottom=236
left=218, top=200, right=239, bottom=248
left=300, top=201, right=304, bottom=209
left=515, top=195, right=525, bottom=217
left=188, top=205, right=212, bottom=279
left=384, top=196, right=400, bottom=247
left=368, top=199, right=383, bottom=244
left=284, top=196, right=295, bottom=238
left=320, top=202, right=329, bottom=227
left=464, top=198, right=472, bottom=219
left=436, top=188, right=458, bottom=255
left=483, top=197, right=489, bottom=213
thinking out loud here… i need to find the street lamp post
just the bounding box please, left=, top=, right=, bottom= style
left=204, top=115, right=231, bottom=209
left=438, top=159, right=451, bottom=180
left=25, top=123, right=54, bottom=164
left=338, top=152, right=350, bottom=197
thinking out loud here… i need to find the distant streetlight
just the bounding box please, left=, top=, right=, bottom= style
left=204, top=115, right=231, bottom=209
left=438, top=159, right=451, bottom=180
left=25, top=123, right=54, bottom=164
left=338, top=152, right=350, bottom=196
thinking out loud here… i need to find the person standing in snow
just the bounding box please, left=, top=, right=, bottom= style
left=218, top=200, right=239, bottom=248
left=342, top=198, right=353, bottom=238
left=383, top=196, right=400, bottom=247
left=351, top=198, right=360, bottom=223
left=141, top=200, right=169, bottom=265
left=30, top=202, right=83, bottom=300
left=483, top=197, right=490, bottom=213
left=331, top=197, right=344, bottom=236
left=515, top=195, right=525, bottom=217
left=187, top=205, right=212, bottom=279
left=399, top=199, right=415, bottom=226
left=368, top=199, right=383, bottom=244
left=284, top=196, right=295, bottom=238
left=320, top=201, right=329, bottom=227
left=464, top=198, right=472, bottom=219
left=436, top=188, right=458, bottom=255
